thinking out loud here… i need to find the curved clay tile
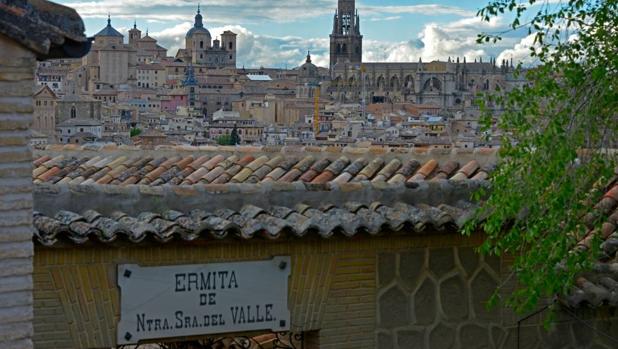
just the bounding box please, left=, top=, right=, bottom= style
left=408, top=159, right=438, bottom=181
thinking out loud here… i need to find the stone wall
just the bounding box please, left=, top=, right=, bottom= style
left=0, top=35, right=35, bottom=349
left=33, top=233, right=482, bottom=348
left=376, top=247, right=618, bottom=349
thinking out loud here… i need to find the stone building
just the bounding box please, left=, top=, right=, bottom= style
left=296, top=52, right=321, bottom=99
left=55, top=93, right=102, bottom=124
left=33, top=85, right=58, bottom=137
left=128, top=24, right=167, bottom=63
left=175, top=6, right=237, bottom=68
left=328, top=0, right=518, bottom=108
left=0, top=1, right=89, bottom=348
left=330, top=0, right=363, bottom=69
left=82, top=16, right=137, bottom=91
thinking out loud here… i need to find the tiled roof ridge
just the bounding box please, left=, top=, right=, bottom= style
left=36, top=143, right=499, bottom=157
left=33, top=200, right=477, bottom=247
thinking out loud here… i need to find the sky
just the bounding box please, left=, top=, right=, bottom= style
left=55, top=0, right=540, bottom=68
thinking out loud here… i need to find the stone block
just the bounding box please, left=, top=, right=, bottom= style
left=0, top=117, right=30, bottom=131
left=414, top=277, right=437, bottom=325
left=439, top=276, right=468, bottom=320
left=0, top=322, right=33, bottom=342
left=379, top=285, right=410, bottom=329
left=0, top=80, right=34, bottom=96
left=471, top=269, right=499, bottom=320
left=399, top=249, right=424, bottom=291
left=460, top=323, right=489, bottom=349
left=396, top=329, right=424, bottom=349
left=378, top=253, right=397, bottom=287
left=0, top=147, right=31, bottom=163
left=430, top=248, right=455, bottom=278
left=0, top=275, right=32, bottom=293
left=429, top=323, right=455, bottom=349
left=376, top=332, right=394, bottom=349
left=457, top=247, right=479, bottom=276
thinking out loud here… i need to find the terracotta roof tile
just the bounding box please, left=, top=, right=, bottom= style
left=409, top=159, right=438, bottom=181
left=31, top=150, right=496, bottom=186
left=432, top=161, right=459, bottom=180
left=354, top=158, right=384, bottom=182
left=373, top=159, right=402, bottom=182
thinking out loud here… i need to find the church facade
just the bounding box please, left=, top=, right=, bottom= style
left=328, top=0, right=519, bottom=108
left=175, top=6, right=237, bottom=68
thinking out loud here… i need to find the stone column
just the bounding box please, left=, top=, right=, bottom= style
left=0, top=35, right=35, bottom=349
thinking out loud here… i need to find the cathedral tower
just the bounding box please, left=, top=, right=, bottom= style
left=330, top=0, right=363, bottom=70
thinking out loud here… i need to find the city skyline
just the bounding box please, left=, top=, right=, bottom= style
left=55, top=0, right=537, bottom=68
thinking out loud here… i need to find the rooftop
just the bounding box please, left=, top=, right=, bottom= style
left=32, top=145, right=495, bottom=186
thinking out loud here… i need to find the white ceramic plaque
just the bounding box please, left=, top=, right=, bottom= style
left=117, top=256, right=291, bottom=344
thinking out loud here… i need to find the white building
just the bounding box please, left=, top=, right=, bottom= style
left=56, top=118, right=102, bottom=143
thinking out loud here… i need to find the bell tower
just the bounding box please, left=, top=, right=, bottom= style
left=330, top=0, right=363, bottom=70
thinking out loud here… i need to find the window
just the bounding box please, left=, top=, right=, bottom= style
left=200, top=41, right=204, bottom=49
left=70, top=106, right=76, bottom=119
left=228, top=42, right=233, bottom=50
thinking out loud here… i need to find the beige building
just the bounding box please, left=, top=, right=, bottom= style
left=56, top=94, right=102, bottom=124
left=82, top=16, right=137, bottom=92
left=175, top=6, right=237, bottom=68
left=137, top=63, right=166, bottom=88
left=33, top=85, right=58, bottom=137
left=128, top=24, right=168, bottom=63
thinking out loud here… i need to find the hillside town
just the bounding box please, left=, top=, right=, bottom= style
left=32, top=5, right=525, bottom=150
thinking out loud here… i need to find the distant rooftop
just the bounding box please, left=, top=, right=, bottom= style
left=247, top=74, right=273, bottom=81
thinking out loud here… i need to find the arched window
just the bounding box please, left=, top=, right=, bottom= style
left=228, top=42, right=233, bottom=50
left=200, top=41, right=204, bottom=49
left=70, top=106, right=76, bottom=119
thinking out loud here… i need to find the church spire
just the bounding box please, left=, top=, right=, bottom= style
left=107, top=13, right=111, bottom=26
left=306, top=50, right=312, bottom=63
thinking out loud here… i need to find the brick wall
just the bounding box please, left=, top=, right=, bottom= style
left=0, top=35, right=35, bottom=349
left=33, top=233, right=478, bottom=348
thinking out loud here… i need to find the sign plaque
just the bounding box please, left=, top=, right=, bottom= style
left=117, top=257, right=291, bottom=344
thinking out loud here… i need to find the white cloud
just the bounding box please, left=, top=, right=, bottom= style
left=62, top=1, right=475, bottom=24
left=497, top=34, right=540, bottom=66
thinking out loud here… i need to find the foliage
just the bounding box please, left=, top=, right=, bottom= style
left=230, top=126, right=241, bottom=145
left=465, top=0, right=618, bottom=314
left=129, top=128, right=142, bottom=137
left=216, top=134, right=233, bottom=145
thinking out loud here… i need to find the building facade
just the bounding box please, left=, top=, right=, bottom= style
left=33, top=85, right=58, bottom=137
left=175, top=6, right=237, bottom=68
left=328, top=0, right=518, bottom=109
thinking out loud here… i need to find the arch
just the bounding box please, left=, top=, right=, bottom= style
left=333, top=76, right=343, bottom=88
left=200, top=41, right=204, bottom=49
left=404, top=75, right=414, bottom=92
left=70, top=106, right=76, bottom=119
left=389, top=76, right=400, bottom=90
left=422, top=77, right=442, bottom=92
left=376, top=76, right=386, bottom=91
left=342, top=43, right=347, bottom=53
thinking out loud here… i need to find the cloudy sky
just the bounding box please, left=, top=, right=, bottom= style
left=56, top=0, right=540, bottom=68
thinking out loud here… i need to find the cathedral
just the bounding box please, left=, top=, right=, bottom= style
left=328, top=0, right=518, bottom=108
left=175, top=5, right=237, bottom=68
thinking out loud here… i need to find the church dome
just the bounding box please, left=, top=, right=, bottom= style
left=299, top=52, right=319, bottom=78
left=95, top=16, right=123, bottom=38
left=186, top=6, right=211, bottom=38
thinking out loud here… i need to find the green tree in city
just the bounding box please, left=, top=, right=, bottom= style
left=217, top=134, right=233, bottom=145
left=465, top=0, right=618, bottom=314
left=129, top=128, right=142, bottom=137
left=230, top=125, right=241, bottom=145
